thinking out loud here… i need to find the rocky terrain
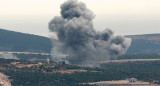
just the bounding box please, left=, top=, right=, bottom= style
left=0, top=72, right=11, bottom=86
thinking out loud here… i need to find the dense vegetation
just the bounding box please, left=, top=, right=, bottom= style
left=101, top=61, right=160, bottom=84
left=0, top=59, right=160, bottom=86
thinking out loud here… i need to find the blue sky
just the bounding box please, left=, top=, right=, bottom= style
left=0, top=0, right=160, bottom=37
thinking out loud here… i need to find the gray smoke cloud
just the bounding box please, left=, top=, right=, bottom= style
left=49, top=0, right=131, bottom=66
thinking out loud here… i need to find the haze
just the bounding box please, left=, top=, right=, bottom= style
left=0, top=0, right=160, bottom=37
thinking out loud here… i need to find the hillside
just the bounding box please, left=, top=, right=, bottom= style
left=126, top=34, right=160, bottom=54
left=0, top=28, right=52, bottom=53
left=0, top=28, right=160, bottom=54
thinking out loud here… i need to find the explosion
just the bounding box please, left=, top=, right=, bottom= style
left=49, top=0, right=131, bottom=66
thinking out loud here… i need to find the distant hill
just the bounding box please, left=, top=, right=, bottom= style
left=0, top=28, right=160, bottom=54
left=126, top=34, right=160, bottom=54
left=0, top=28, right=52, bottom=53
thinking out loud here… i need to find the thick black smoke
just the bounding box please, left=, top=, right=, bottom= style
left=49, top=0, right=131, bottom=66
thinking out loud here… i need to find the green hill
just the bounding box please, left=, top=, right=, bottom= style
left=0, top=28, right=52, bottom=53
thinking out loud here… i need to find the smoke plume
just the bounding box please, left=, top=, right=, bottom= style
left=49, top=0, right=131, bottom=66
